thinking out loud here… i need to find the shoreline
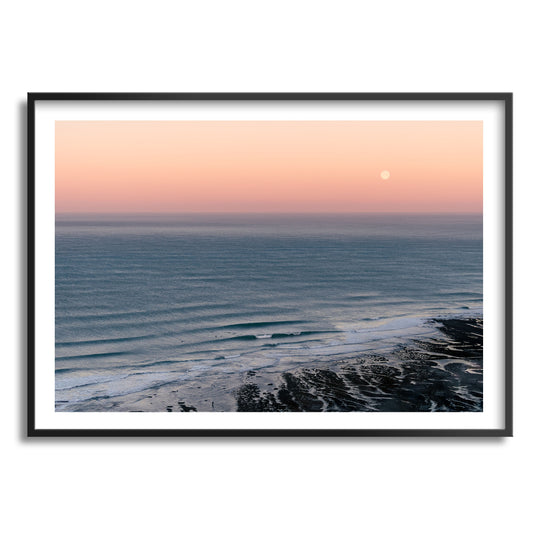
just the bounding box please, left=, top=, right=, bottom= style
left=235, top=317, right=482, bottom=412
left=59, top=315, right=483, bottom=412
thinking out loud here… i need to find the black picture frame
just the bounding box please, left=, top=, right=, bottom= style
left=27, top=92, right=513, bottom=437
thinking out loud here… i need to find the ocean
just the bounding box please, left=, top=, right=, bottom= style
left=55, top=213, right=483, bottom=412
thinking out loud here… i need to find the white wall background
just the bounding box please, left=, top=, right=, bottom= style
left=2, top=1, right=530, bottom=532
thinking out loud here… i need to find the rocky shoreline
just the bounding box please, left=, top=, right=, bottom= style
left=235, top=318, right=483, bottom=412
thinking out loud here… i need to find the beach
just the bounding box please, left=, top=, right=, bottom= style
left=63, top=316, right=481, bottom=412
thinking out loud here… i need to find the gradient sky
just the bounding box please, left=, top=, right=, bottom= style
left=55, top=121, right=482, bottom=213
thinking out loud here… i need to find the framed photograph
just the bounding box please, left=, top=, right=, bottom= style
left=28, top=93, right=512, bottom=437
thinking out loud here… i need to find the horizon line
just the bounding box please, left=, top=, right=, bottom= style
left=55, top=210, right=483, bottom=216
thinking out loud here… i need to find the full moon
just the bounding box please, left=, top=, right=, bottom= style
left=380, top=170, right=390, bottom=180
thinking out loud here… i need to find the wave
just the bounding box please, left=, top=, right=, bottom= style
left=436, top=290, right=482, bottom=297
left=141, top=318, right=308, bottom=336
left=214, top=320, right=306, bottom=330
left=56, top=325, right=331, bottom=357
left=55, top=334, right=157, bottom=348
left=57, top=353, right=226, bottom=374
left=56, top=350, right=132, bottom=361
left=55, top=301, right=236, bottom=322
left=55, top=308, right=304, bottom=336
left=56, top=370, right=184, bottom=399
left=221, top=330, right=336, bottom=342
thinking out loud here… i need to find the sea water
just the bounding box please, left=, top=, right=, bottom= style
left=55, top=213, right=482, bottom=410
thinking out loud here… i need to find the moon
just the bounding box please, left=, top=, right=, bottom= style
left=380, top=170, right=390, bottom=180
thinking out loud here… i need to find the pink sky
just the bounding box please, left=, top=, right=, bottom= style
left=56, top=120, right=482, bottom=213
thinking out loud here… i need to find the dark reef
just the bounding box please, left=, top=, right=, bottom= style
left=235, top=318, right=483, bottom=412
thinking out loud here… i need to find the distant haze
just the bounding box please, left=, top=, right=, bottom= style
left=56, top=121, right=482, bottom=213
